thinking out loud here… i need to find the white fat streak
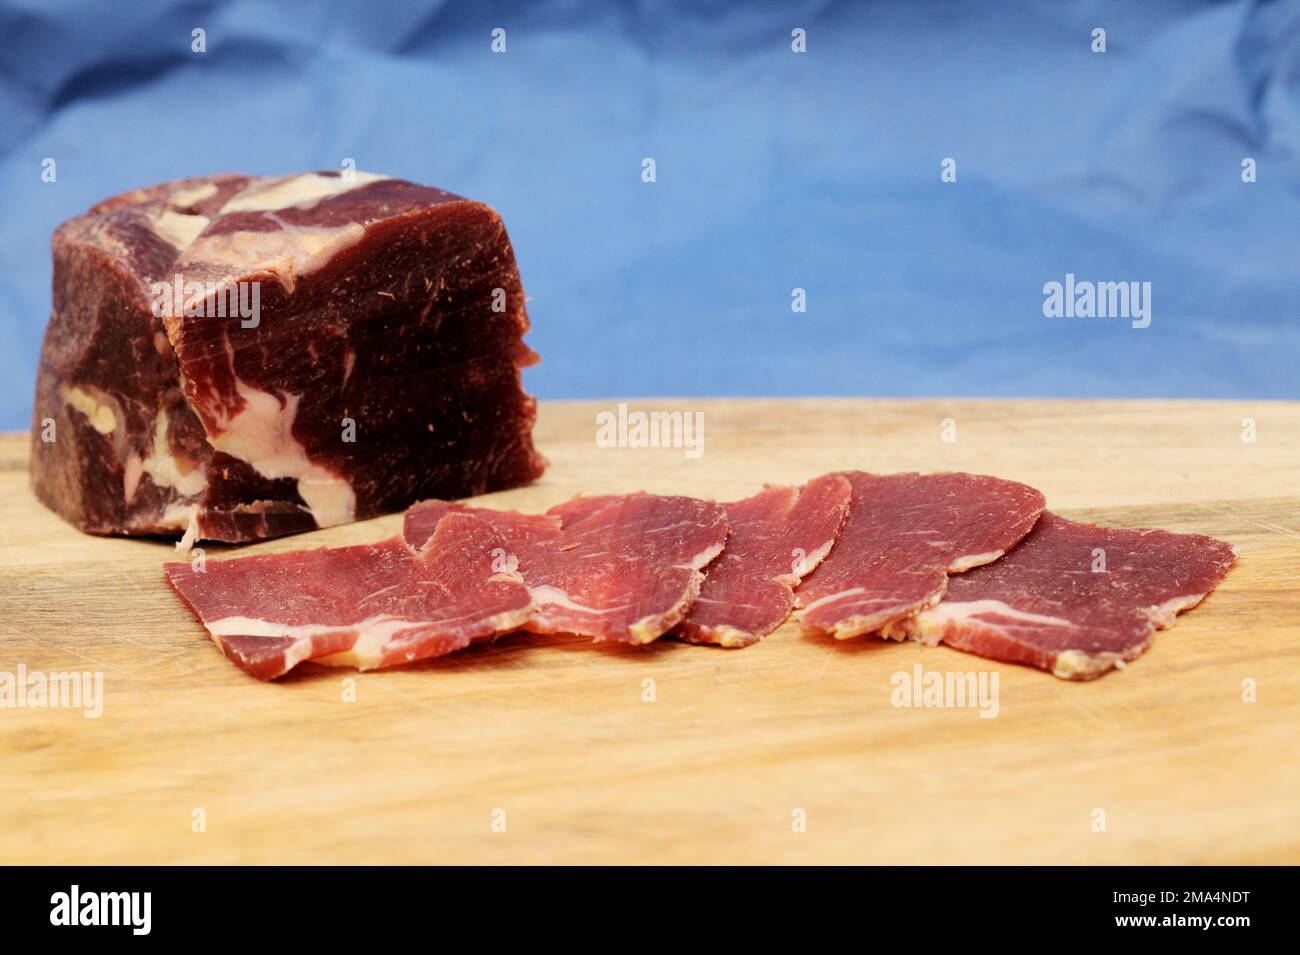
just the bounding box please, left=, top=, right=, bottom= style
left=691, top=539, right=727, bottom=570
left=797, top=550, right=1008, bottom=617
left=797, top=587, right=933, bottom=640
left=277, top=637, right=319, bottom=672
left=123, top=454, right=143, bottom=502
left=528, top=539, right=722, bottom=622
left=626, top=578, right=698, bottom=644
left=60, top=385, right=118, bottom=434
left=528, top=585, right=593, bottom=614
left=707, top=625, right=760, bottom=649
left=209, top=381, right=355, bottom=528
left=323, top=620, right=428, bottom=670
left=219, top=172, right=388, bottom=214
left=183, top=223, right=366, bottom=287
left=168, top=182, right=218, bottom=208
left=798, top=586, right=865, bottom=615
left=906, top=599, right=1075, bottom=646
left=801, top=536, right=836, bottom=573
left=776, top=536, right=836, bottom=586
left=153, top=210, right=210, bottom=250
left=1051, top=649, right=1125, bottom=680
left=1146, top=592, right=1208, bottom=627
left=628, top=613, right=669, bottom=644
left=136, top=407, right=207, bottom=498
left=162, top=502, right=201, bottom=552
left=162, top=501, right=200, bottom=530
left=204, top=613, right=441, bottom=672
left=948, top=549, right=1004, bottom=572
left=324, top=606, right=531, bottom=670
left=206, top=612, right=411, bottom=640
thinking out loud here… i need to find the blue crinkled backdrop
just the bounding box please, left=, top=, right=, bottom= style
left=1, top=0, right=1298, bottom=430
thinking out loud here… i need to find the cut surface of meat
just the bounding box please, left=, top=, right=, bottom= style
left=673, top=474, right=852, bottom=647
left=796, top=471, right=1046, bottom=640
left=32, top=171, right=544, bottom=544
left=163, top=510, right=533, bottom=680
left=406, top=493, right=731, bottom=644
left=901, top=512, right=1237, bottom=680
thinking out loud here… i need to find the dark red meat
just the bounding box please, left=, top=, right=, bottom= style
left=527, top=494, right=729, bottom=643
left=673, top=474, right=851, bottom=647
left=796, top=471, right=1046, bottom=639
left=32, top=171, right=545, bottom=544
left=407, top=493, right=731, bottom=644
left=163, top=510, right=533, bottom=680
left=902, top=512, right=1237, bottom=679
left=168, top=491, right=730, bottom=678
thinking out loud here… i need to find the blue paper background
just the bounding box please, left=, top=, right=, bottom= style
left=2, top=0, right=1298, bottom=431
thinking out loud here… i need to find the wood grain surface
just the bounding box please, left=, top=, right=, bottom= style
left=1, top=398, right=1297, bottom=865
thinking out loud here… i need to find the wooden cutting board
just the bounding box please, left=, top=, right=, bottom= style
left=2, top=398, right=1298, bottom=865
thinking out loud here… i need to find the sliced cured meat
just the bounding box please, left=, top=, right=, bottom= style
left=526, top=494, right=730, bottom=643
left=32, top=171, right=545, bottom=544
left=796, top=471, right=1046, bottom=640
left=673, top=474, right=852, bottom=647
left=901, top=512, right=1237, bottom=680
left=403, top=499, right=560, bottom=554
left=163, top=510, right=533, bottom=680
left=406, top=493, right=731, bottom=644
left=167, top=491, right=730, bottom=678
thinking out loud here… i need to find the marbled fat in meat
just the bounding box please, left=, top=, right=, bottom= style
left=31, top=171, right=545, bottom=543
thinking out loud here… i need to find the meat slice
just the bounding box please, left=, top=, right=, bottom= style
left=403, top=499, right=560, bottom=554
left=32, top=171, right=545, bottom=544
left=406, top=493, right=731, bottom=644
left=901, top=512, right=1237, bottom=679
left=527, top=494, right=730, bottom=643
left=672, top=474, right=852, bottom=647
left=163, top=510, right=533, bottom=680
left=796, top=471, right=1046, bottom=640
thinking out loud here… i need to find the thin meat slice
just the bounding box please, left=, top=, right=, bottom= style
left=900, top=512, right=1237, bottom=680
left=403, top=499, right=560, bottom=554
left=796, top=472, right=1046, bottom=640
left=164, top=511, right=533, bottom=680
left=406, top=493, right=731, bottom=644
left=673, top=474, right=852, bottom=647
left=527, top=494, right=729, bottom=643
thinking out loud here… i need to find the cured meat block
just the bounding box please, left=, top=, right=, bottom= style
left=901, top=512, right=1237, bottom=679
left=407, top=492, right=732, bottom=644
left=796, top=472, right=1046, bottom=640
left=32, top=171, right=545, bottom=544
left=672, top=474, right=852, bottom=647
